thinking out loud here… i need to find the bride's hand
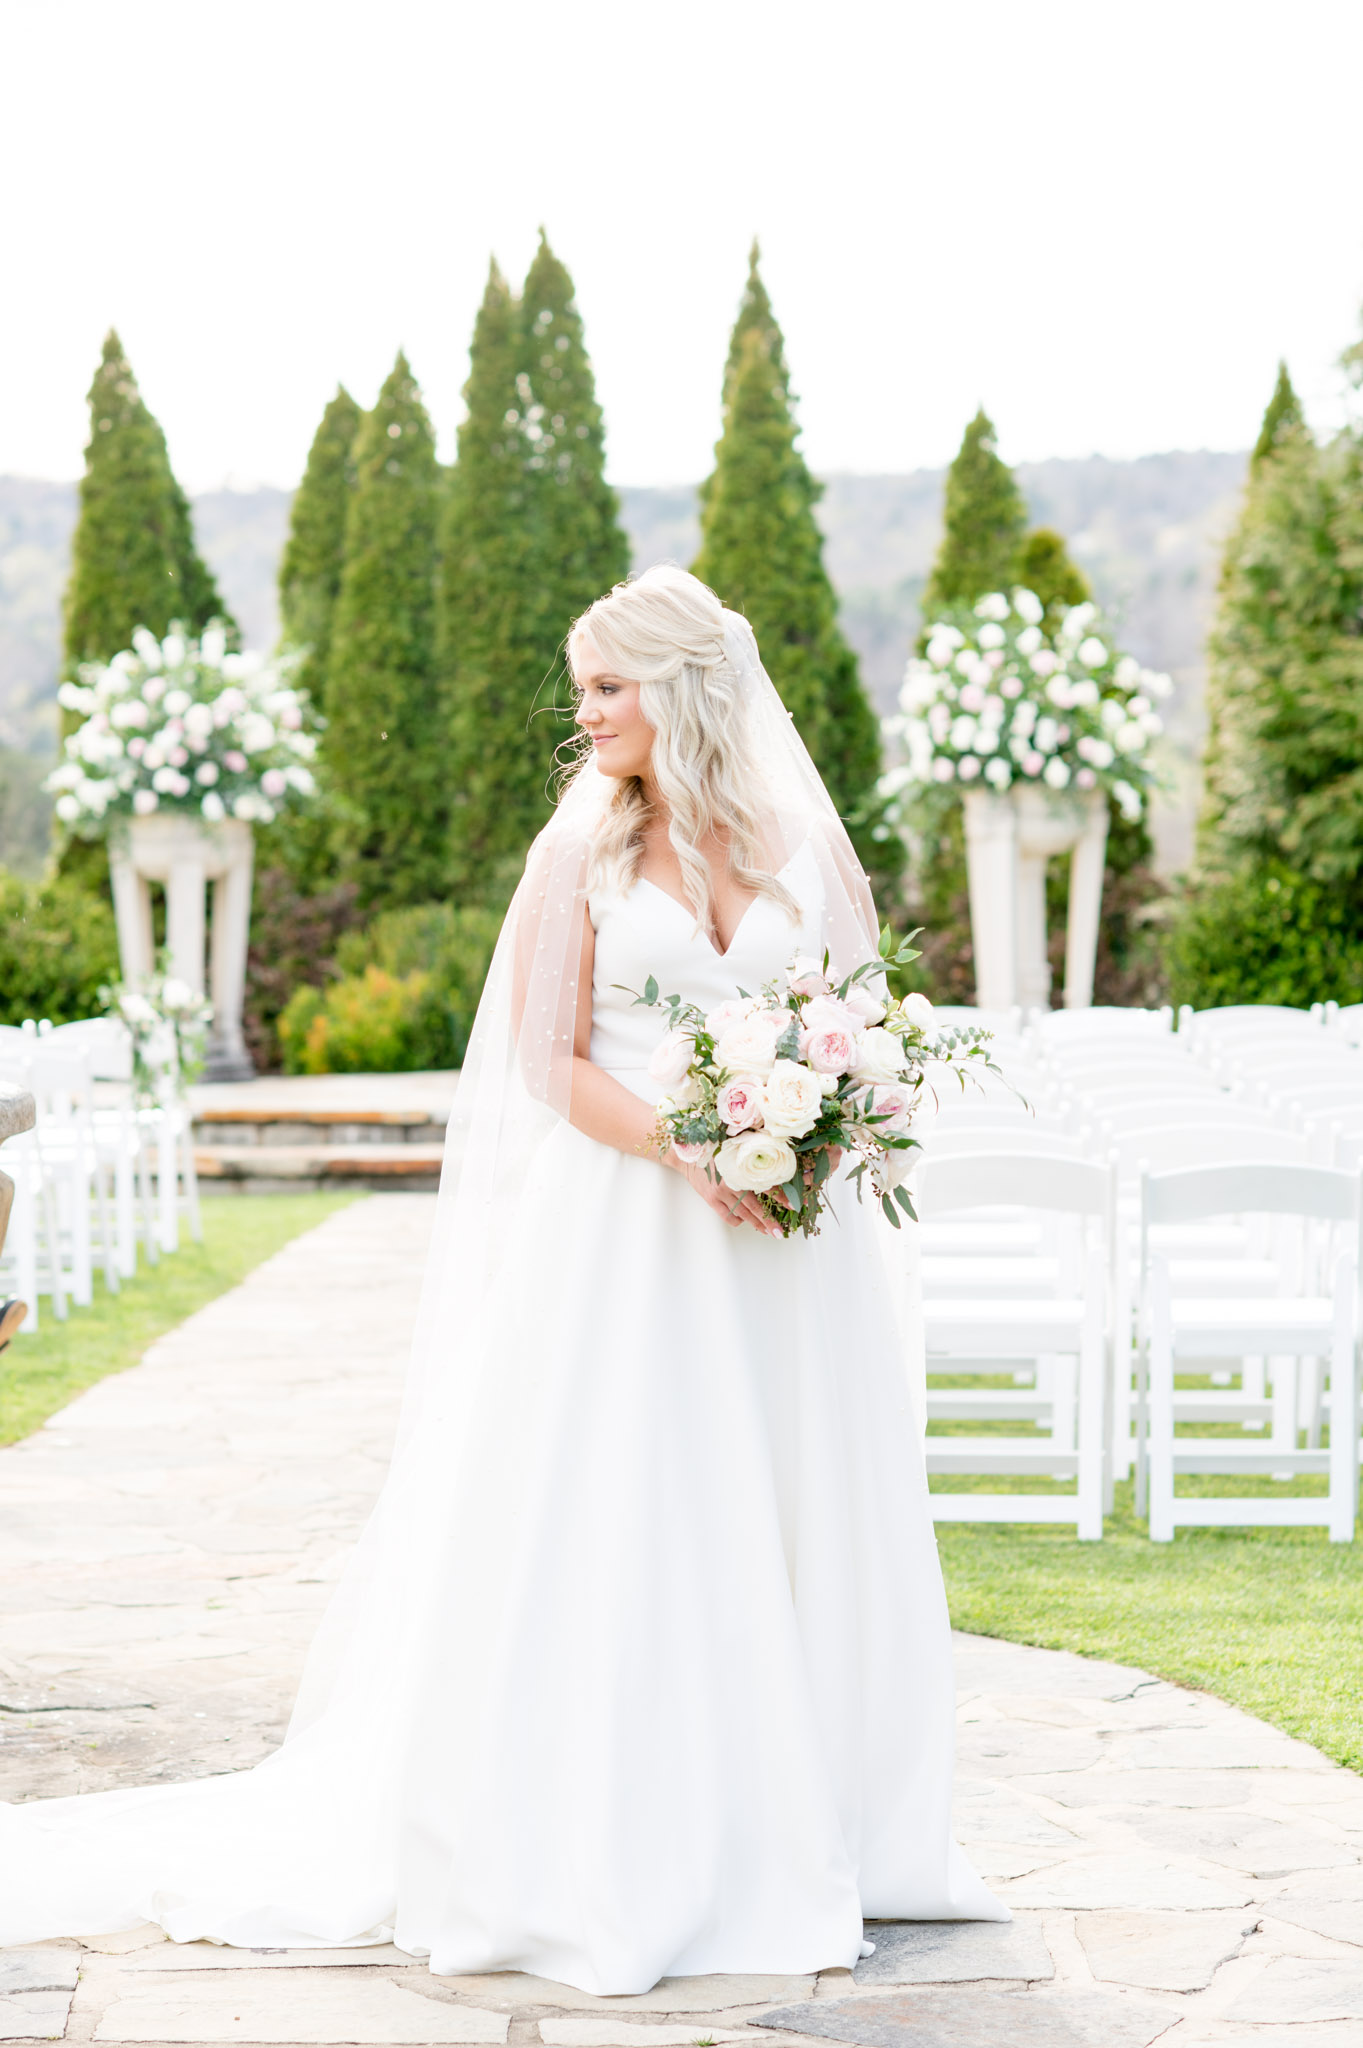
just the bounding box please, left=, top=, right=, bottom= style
left=667, top=1154, right=785, bottom=1237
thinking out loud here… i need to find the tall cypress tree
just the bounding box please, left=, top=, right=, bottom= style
left=692, top=269, right=881, bottom=841
left=921, top=408, right=1028, bottom=619
left=324, top=352, right=443, bottom=906
left=1197, top=390, right=1344, bottom=876
left=1015, top=526, right=1091, bottom=628
left=443, top=238, right=629, bottom=898
left=442, top=262, right=548, bottom=897
left=62, top=331, right=232, bottom=712
left=278, top=385, right=361, bottom=705
left=1251, top=360, right=1304, bottom=473
left=519, top=231, right=630, bottom=687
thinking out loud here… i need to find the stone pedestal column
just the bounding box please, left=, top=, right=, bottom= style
left=109, top=815, right=255, bottom=1081
left=962, top=785, right=1109, bottom=1012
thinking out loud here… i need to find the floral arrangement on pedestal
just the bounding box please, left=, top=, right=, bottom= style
left=100, top=970, right=213, bottom=1103
left=879, top=590, right=1172, bottom=828
left=46, top=623, right=319, bottom=835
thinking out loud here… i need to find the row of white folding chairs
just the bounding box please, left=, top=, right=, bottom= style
left=922, top=1099, right=1345, bottom=1476
left=0, top=1023, right=201, bottom=1331
left=33, top=1019, right=202, bottom=1260
left=0, top=1042, right=123, bottom=1325
left=915, top=1146, right=1360, bottom=1542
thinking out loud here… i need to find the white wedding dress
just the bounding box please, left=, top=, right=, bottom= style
left=0, top=839, right=1003, bottom=1990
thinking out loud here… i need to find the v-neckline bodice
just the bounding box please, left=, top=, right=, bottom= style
left=633, top=875, right=763, bottom=964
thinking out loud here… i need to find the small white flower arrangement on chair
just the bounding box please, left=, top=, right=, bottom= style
left=47, top=622, right=320, bottom=834
left=880, top=589, right=1171, bottom=827
left=101, top=971, right=213, bottom=1104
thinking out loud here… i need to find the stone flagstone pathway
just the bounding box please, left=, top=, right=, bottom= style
left=1, top=1194, right=1360, bottom=2046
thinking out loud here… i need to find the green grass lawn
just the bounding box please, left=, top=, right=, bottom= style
left=0, top=1191, right=358, bottom=1446
left=930, top=1374, right=1362, bottom=1774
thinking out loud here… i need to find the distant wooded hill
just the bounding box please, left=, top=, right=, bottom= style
left=0, top=449, right=1245, bottom=871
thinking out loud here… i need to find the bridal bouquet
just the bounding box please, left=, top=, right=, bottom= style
left=630, top=931, right=999, bottom=1238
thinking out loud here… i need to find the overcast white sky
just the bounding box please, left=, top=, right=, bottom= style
left=5, top=0, right=1363, bottom=492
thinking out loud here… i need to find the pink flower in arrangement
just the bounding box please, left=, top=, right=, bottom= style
left=223, top=750, right=248, bottom=774
left=672, top=1138, right=714, bottom=1166
left=868, top=1083, right=915, bottom=1134
left=788, top=956, right=830, bottom=1000
left=261, top=769, right=288, bottom=798
left=716, top=1077, right=765, bottom=1133
left=801, top=994, right=862, bottom=1039
left=647, top=1028, right=694, bottom=1090
left=801, top=1027, right=856, bottom=1076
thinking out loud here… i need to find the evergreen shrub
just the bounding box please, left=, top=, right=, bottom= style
left=0, top=874, right=120, bottom=1024
left=277, top=902, right=502, bottom=1074
left=279, top=967, right=453, bottom=1076
left=1166, top=863, right=1363, bottom=1011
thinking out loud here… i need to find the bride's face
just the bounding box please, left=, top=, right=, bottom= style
left=573, top=642, right=654, bottom=781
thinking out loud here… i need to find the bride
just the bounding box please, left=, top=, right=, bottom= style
left=0, top=566, right=1003, bottom=1992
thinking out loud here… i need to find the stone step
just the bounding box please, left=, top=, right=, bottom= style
left=193, top=1113, right=446, bottom=1148
left=195, top=1142, right=444, bottom=1194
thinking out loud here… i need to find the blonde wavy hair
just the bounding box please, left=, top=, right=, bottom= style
left=565, top=566, right=800, bottom=928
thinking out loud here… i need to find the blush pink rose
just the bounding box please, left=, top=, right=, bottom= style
left=801, top=994, right=861, bottom=1038
left=801, top=1026, right=856, bottom=1075
left=647, top=1027, right=694, bottom=1090
left=716, top=1076, right=765, bottom=1133
left=843, top=982, right=887, bottom=1026
left=672, top=1138, right=714, bottom=1166
left=704, top=996, right=756, bottom=1039
left=869, top=1082, right=915, bottom=1133
left=788, top=955, right=830, bottom=1000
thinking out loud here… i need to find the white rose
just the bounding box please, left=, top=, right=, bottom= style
left=162, top=687, right=192, bottom=716
left=843, top=983, right=887, bottom=1026
left=852, top=1027, right=908, bottom=1086
left=715, top=1130, right=798, bottom=1195
left=201, top=792, right=226, bottom=822
left=761, top=1058, right=824, bottom=1140
left=984, top=756, right=1012, bottom=789
left=132, top=789, right=158, bottom=814
left=1043, top=756, right=1072, bottom=789
left=200, top=625, right=227, bottom=665
left=54, top=793, right=81, bottom=823
left=902, top=992, right=934, bottom=1031
left=1012, top=588, right=1044, bottom=625
left=977, top=622, right=1006, bottom=650
left=714, top=1013, right=783, bottom=1077
left=1077, top=636, right=1108, bottom=669
left=974, top=592, right=1010, bottom=622
left=931, top=757, right=956, bottom=782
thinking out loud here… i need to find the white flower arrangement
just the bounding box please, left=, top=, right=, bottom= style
left=881, top=589, right=1172, bottom=827
left=47, top=622, right=320, bottom=835
left=100, top=970, right=213, bottom=1102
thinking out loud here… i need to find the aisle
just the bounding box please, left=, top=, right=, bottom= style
left=1, top=1194, right=1360, bottom=2044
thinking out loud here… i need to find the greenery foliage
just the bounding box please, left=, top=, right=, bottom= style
left=1173, top=360, right=1363, bottom=1006
left=1167, top=860, right=1363, bottom=1009
left=324, top=352, right=445, bottom=906
left=62, top=333, right=233, bottom=720
left=442, top=244, right=629, bottom=901
left=0, top=871, right=120, bottom=1024
left=277, top=899, right=502, bottom=1073
left=692, top=246, right=883, bottom=861
left=920, top=408, right=1028, bottom=621
left=278, top=386, right=360, bottom=714
left=242, top=865, right=364, bottom=1071
left=1014, top=525, right=1091, bottom=626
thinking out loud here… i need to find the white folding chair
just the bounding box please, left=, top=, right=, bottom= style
left=42, top=1019, right=157, bottom=1276
left=918, top=1152, right=1114, bottom=1539
left=25, top=1045, right=119, bottom=1303
left=1106, top=1126, right=1312, bottom=1482
left=1140, top=1163, right=1361, bottom=1543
